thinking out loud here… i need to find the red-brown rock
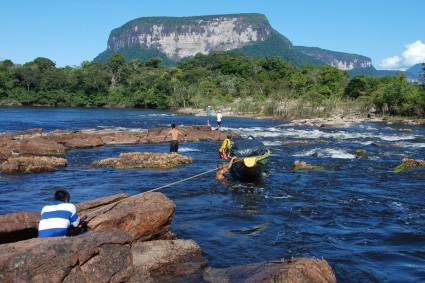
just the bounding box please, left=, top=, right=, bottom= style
left=130, top=239, right=208, bottom=281
left=65, top=135, right=105, bottom=148
left=88, top=192, right=175, bottom=241
left=0, top=229, right=133, bottom=283
left=1, top=156, right=68, bottom=173
left=19, top=137, right=67, bottom=156
left=203, top=258, right=336, bottom=283
left=0, top=211, right=39, bottom=244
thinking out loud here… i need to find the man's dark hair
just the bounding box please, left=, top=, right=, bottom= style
left=171, top=124, right=176, bottom=128
left=54, top=189, right=70, bottom=202
left=227, top=134, right=232, bottom=139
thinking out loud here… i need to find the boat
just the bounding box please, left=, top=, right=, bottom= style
left=228, top=136, right=270, bottom=181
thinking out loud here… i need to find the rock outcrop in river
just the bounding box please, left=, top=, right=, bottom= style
left=0, top=125, right=231, bottom=173
left=0, top=192, right=336, bottom=282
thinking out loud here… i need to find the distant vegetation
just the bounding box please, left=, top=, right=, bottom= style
left=1, top=53, right=424, bottom=118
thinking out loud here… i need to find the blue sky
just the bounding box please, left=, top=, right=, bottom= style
left=1, top=0, right=424, bottom=70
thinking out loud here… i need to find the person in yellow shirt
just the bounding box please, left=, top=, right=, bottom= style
left=219, top=135, right=232, bottom=159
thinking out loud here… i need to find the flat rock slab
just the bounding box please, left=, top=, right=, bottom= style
left=91, top=152, right=192, bottom=169
left=1, top=156, right=68, bottom=173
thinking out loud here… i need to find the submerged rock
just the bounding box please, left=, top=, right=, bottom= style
left=293, top=160, right=325, bottom=171
left=91, top=152, right=192, bottom=169
left=395, top=158, right=425, bottom=173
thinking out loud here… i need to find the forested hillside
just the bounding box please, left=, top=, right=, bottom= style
left=1, top=54, right=424, bottom=118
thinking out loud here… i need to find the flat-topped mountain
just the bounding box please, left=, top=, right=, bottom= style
left=94, top=13, right=376, bottom=74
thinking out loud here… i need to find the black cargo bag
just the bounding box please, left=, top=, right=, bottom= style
left=230, top=137, right=267, bottom=158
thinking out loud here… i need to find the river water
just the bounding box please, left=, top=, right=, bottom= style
left=0, top=107, right=424, bottom=282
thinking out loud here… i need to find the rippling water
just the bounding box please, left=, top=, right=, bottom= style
left=1, top=107, right=424, bottom=282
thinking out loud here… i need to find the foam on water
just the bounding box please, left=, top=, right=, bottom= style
left=294, top=148, right=356, bottom=159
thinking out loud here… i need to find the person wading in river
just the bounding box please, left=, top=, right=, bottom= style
left=164, top=124, right=186, bottom=153
left=216, top=156, right=236, bottom=182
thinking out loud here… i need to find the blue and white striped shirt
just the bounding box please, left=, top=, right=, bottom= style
left=38, top=200, right=80, bottom=238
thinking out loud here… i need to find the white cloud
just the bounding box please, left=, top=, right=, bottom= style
left=379, top=40, right=425, bottom=69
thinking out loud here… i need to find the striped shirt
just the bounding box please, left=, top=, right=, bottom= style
left=38, top=200, right=80, bottom=238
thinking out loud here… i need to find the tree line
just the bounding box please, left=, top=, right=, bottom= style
left=0, top=52, right=424, bottom=118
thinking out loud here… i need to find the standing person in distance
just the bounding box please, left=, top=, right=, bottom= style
left=164, top=123, right=186, bottom=153
left=206, top=106, right=211, bottom=126
left=38, top=189, right=87, bottom=238
left=216, top=110, right=222, bottom=131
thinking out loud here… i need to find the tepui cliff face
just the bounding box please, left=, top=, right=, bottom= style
left=97, top=13, right=373, bottom=72
left=107, top=14, right=288, bottom=61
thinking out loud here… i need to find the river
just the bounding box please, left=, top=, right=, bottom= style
left=0, top=107, right=424, bottom=282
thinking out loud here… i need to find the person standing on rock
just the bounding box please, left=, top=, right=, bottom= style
left=216, top=110, right=222, bottom=131
left=38, top=189, right=87, bottom=238
left=206, top=106, right=211, bottom=126
left=164, top=124, right=186, bottom=153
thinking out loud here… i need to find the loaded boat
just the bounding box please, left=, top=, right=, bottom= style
left=228, top=136, right=270, bottom=181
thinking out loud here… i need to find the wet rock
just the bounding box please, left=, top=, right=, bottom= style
left=1, top=156, right=68, bottom=173
left=130, top=239, right=208, bottom=281
left=88, top=192, right=175, bottom=241
left=19, top=137, right=67, bottom=156
left=91, top=152, right=192, bottom=169
left=293, top=160, right=325, bottom=170
left=0, top=229, right=133, bottom=283
left=203, top=258, right=336, bottom=283
left=395, top=158, right=425, bottom=173
left=355, top=148, right=370, bottom=158
left=0, top=211, right=39, bottom=244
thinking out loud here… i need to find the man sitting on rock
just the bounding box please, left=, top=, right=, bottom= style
left=38, top=189, right=87, bottom=238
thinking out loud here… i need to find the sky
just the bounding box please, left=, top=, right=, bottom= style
left=1, top=0, right=424, bottom=70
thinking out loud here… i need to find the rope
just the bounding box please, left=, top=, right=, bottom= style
left=86, top=166, right=219, bottom=216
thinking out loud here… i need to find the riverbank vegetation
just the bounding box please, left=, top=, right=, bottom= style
left=0, top=53, right=424, bottom=118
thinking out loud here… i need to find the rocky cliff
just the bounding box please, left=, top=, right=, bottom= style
left=294, top=46, right=372, bottom=70
left=95, top=13, right=373, bottom=72
left=106, top=13, right=291, bottom=61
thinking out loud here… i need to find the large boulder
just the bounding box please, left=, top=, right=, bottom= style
left=1, top=156, right=68, bottom=173
left=91, top=152, right=192, bottom=169
left=203, top=258, right=336, bottom=283
left=0, top=211, right=39, bottom=244
left=0, top=229, right=133, bottom=283
left=130, top=239, right=208, bottom=281
left=88, top=192, right=175, bottom=241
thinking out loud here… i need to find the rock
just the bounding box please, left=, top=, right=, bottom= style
left=76, top=193, right=129, bottom=217
left=203, top=258, right=336, bottom=283
left=1, top=156, right=68, bottom=173
left=65, top=135, right=105, bottom=148
left=88, top=192, right=175, bottom=241
left=293, top=160, right=324, bottom=170
left=91, top=152, right=192, bottom=169
left=130, top=239, right=208, bottom=281
left=395, top=158, right=425, bottom=173
left=0, top=211, right=39, bottom=244
left=19, top=137, right=67, bottom=155
left=0, top=193, right=131, bottom=244
left=0, top=229, right=133, bottom=283
left=0, top=148, right=13, bottom=161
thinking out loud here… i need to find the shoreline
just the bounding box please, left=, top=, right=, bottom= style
left=175, top=107, right=425, bottom=127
